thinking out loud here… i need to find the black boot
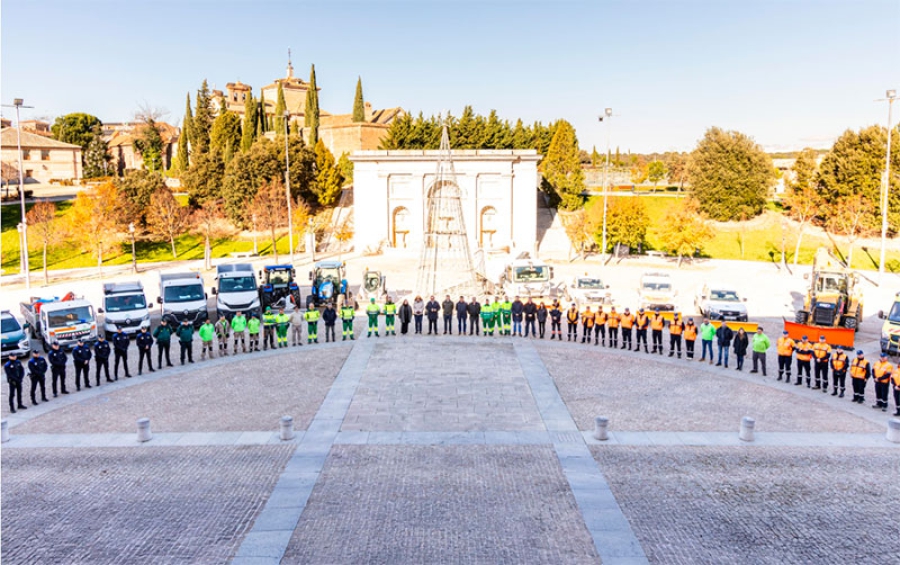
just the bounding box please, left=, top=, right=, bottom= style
left=839, top=389, right=844, bottom=398
left=831, top=388, right=838, bottom=396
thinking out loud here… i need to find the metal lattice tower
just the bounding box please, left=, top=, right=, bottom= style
left=415, top=120, right=484, bottom=297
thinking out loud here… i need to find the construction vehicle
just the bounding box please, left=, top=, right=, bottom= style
left=307, top=260, right=350, bottom=308
left=358, top=268, right=387, bottom=303
left=258, top=265, right=302, bottom=311
left=785, top=247, right=862, bottom=348
left=99, top=281, right=151, bottom=339
left=20, top=293, right=98, bottom=352
left=214, top=264, right=261, bottom=319
left=157, top=272, right=209, bottom=328
left=878, top=292, right=900, bottom=356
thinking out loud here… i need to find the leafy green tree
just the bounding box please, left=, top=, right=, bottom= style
left=274, top=83, right=286, bottom=134
left=83, top=126, right=111, bottom=178
left=132, top=118, right=165, bottom=172
left=540, top=120, right=585, bottom=211
left=117, top=169, right=166, bottom=225
left=453, top=106, right=482, bottom=149
left=482, top=110, right=512, bottom=149
left=241, top=92, right=257, bottom=152
left=191, top=80, right=214, bottom=155
left=647, top=160, right=668, bottom=189
left=654, top=198, right=714, bottom=266
left=379, top=112, right=414, bottom=149
left=816, top=125, right=900, bottom=231
left=305, top=64, right=319, bottom=146
left=313, top=139, right=344, bottom=207
left=511, top=119, right=531, bottom=150
left=353, top=77, right=365, bottom=122
left=337, top=152, right=353, bottom=186
left=666, top=152, right=689, bottom=190
left=687, top=127, right=775, bottom=221
left=183, top=150, right=225, bottom=206
left=210, top=109, right=242, bottom=164
left=51, top=112, right=102, bottom=151
left=172, top=92, right=192, bottom=172
left=597, top=196, right=649, bottom=252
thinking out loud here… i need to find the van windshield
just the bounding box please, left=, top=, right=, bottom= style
left=105, top=295, right=147, bottom=312
left=164, top=284, right=204, bottom=303
left=46, top=306, right=94, bottom=328
left=889, top=302, right=900, bottom=324
left=643, top=282, right=672, bottom=292
left=513, top=266, right=549, bottom=282
left=220, top=277, right=256, bottom=293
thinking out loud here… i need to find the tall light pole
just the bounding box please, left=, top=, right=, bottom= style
left=598, top=108, right=613, bottom=258
left=878, top=89, right=897, bottom=282
left=283, top=111, right=294, bottom=264
left=3, top=98, right=33, bottom=288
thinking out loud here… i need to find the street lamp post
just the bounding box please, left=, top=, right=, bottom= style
left=129, top=223, right=137, bottom=274
left=599, top=108, right=613, bottom=258
left=879, top=89, right=897, bottom=282
left=284, top=111, right=294, bottom=264
left=4, top=98, right=34, bottom=289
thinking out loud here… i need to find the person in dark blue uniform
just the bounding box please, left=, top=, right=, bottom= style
left=48, top=341, right=69, bottom=396
left=4, top=353, right=27, bottom=413
left=27, top=350, right=49, bottom=405
left=72, top=339, right=93, bottom=391
left=112, top=328, right=132, bottom=379
left=94, top=334, right=112, bottom=384
left=136, top=327, right=155, bottom=375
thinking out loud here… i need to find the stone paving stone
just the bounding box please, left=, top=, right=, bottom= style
left=342, top=341, right=544, bottom=432
left=0, top=445, right=294, bottom=564
left=536, top=345, right=881, bottom=433
left=282, top=444, right=600, bottom=564
left=11, top=346, right=350, bottom=434
left=591, top=445, right=900, bottom=565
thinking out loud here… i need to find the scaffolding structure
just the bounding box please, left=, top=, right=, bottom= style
left=415, top=121, right=484, bottom=297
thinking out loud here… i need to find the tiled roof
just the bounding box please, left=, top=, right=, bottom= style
left=0, top=127, right=81, bottom=150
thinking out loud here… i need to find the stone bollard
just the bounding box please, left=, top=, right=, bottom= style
left=280, top=416, right=295, bottom=441
left=593, top=416, right=609, bottom=441
left=137, top=418, right=152, bottom=443
left=739, top=416, right=755, bottom=442
left=887, top=419, right=900, bottom=444
left=1, top=420, right=8, bottom=443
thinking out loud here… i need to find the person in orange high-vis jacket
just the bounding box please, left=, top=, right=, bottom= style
left=619, top=308, right=634, bottom=350
left=635, top=309, right=650, bottom=353
left=650, top=310, right=665, bottom=355
left=830, top=348, right=848, bottom=398
left=607, top=308, right=620, bottom=348
left=580, top=307, right=594, bottom=344
left=668, top=314, right=684, bottom=358
left=849, top=350, right=871, bottom=404
left=811, top=335, right=832, bottom=392
left=683, top=318, right=698, bottom=359
left=776, top=331, right=794, bottom=383
left=794, top=335, right=814, bottom=386
left=871, top=354, right=894, bottom=411
left=891, top=365, right=900, bottom=416
left=593, top=307, right=607, bottom=346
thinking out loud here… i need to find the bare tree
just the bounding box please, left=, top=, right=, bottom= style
left=191, top=199, right=230, bottom=270
left=827, top=194, right=876, bottom=267
left=247, top=180, right=288, bottom=262
left=26, top=199, right=61, bottom=284
left=146, top=187, right=191, bottom=259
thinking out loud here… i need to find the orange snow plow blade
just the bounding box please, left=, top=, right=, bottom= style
left=709, top=320, right=759, bottom=333
left=783, top=319, right=855, bottom=348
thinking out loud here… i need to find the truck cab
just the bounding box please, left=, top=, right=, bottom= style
left=158, top=272, right=208, bottom=328
left=879, top=293, right=900, bottom=356
left=1, top=310, right=31, bottom=361
left=213, top=264, right=260, bottom=319
left=99, top=281, right=151, bottom=339
left=639, top=272, right=677, bottom=311
left=24, top=298, right=98, bottom=351
left=501, top=259, right=554, bottom=298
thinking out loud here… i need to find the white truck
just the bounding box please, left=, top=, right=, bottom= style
left=638, top=272, right=677, bottom=312
left=499, top=256, right=555, bottom=299
left=99, top=281, right=151, bottom=338
left=563, top=275, right=614, bottom=308
left=212, top=263, right=260, bottom=320
left=694, top=283, right=748, bottom=321
left=20, top=294, right=98, bottom=351
left=157, top=272, right=209, bottom=328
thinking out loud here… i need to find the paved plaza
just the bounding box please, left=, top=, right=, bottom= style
left=3, top=334, right=899, bottom=564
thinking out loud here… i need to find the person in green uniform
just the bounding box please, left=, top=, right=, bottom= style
left=340, top=302, right=356, bottom=340
left=275, top=307, right=290, bottom=348
left=304, top=305, right=320, bottom=344
left=384, top=296, right=397, bottom=336
left=230, top=311, right=248, bottom=354
left=499, top=296, right=512, bottom=336
left=481, top=299, right=495, bottom=336
left=262, top=307, right=277, bottom=350
left=366, top=298, right=381, bottom=338
left=198, top=319, right=215, bottom=360
left=177, top=320, right=195, bottom=364
left=247, top=314, right=261, bottom=352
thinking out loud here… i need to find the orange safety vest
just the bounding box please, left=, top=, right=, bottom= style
left=650, top=315, right=664, bottom=331
left=594, top=311, right=607, bottom=326
left=776, top=337, right=795, bottom=357
left=873, top=361, right=894, bottom=384
left=683, top=324, right=697, bottom=340
left=831, top=352, right=848, bottom=372
left=892, top=369, right=900, bottom=389
left=607, top=313, right=620, bottom=328
left=850, top=358, right=870, bottom=380
left=669, top=320, right=684, bottom=336
left=812, top=342, right=831, bottom=361
left=581, top=311, right=594, bottom=327
left=636, top=314, right=649, bottom=329
left=567, top=308, right=579, bottom=323
left=795, top=342, right=813, bottom=362
left=620, top=314, right=634, bottom=329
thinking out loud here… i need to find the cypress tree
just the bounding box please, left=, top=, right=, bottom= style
left=174, top=92, right=192, bottom=171
left=192, top=80, right=213, bottom=155
left=241, top=92, right=257, bottom=152
left=305, top=64, right=319, bottom=146
left=258, top=92, right=269, bottom=134
left=274, top=83, right=286, bottom=134
left=352, top=77, right=365, bottom=122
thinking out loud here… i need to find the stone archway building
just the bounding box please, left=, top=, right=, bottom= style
left=350, top=149, right=541, bottom=255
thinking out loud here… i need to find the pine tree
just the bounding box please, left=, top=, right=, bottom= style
left=274, top=83, right=287, bottom=134
left=84, top=126, right=111, bottom=178
left=352, top=77, right=365, bottom=122
left=305, top=64, right=320, bottom=146
left=241, top=92, right=257, bottom=152
left=511, top=119, right=530, bottom=150
left=540, top=120, right=585, bottom=211
left=192, top=80, right=214, bottom=155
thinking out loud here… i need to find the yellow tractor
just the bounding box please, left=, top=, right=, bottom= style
left=786, top=247, right=862, bottom=348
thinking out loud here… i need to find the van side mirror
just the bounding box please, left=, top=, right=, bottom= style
left=878, top=310, right=885, bottom=319
left=309, top=271, right=314, bottom=281
left=97, top=308, right=105, bottom=314
left=211, top=288, right=217, bottom=295
left=157, top=297, right=162, bottom=304
left=742, top=297, right=747, bottom=302
left=549, top=267, right=554, bottom=278
left=23, top=322, right=30, bottom=329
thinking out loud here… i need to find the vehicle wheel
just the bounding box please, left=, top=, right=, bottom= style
left=794, top=311, right=809, bottom=324
left=843, top=315, right=857, bottom=330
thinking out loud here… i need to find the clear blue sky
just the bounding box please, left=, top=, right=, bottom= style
left=2, top=0, right=898, bottom=153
